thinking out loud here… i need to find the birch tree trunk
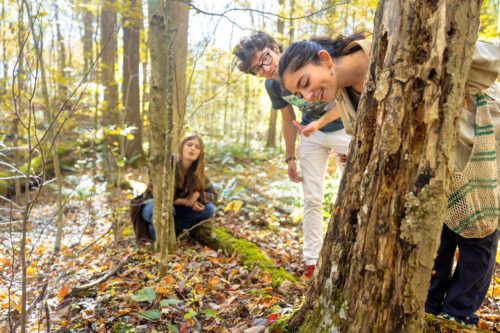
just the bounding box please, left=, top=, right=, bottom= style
left=289, top=0, right=482, bottom=332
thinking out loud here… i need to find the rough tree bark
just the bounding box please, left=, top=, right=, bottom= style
left=266, top=0, right=285, bottom=149
left=100, top=0, right=118, bottom=178
left=289, top=1, right=482, bottom=332
left=82, top=1, right=94, bottom=76
left=122, top=0, right=144, bottom=161
left=160, top=0, right=177, bottom=274
left=288, top=0, right=295, bottom=45
left=148, top=0, right=168, bottom=255
left=147, top=0, right=177, bottom=274
left=171, top=0, right=189, bottom=149
left=223, top=26, right=234, bottom=135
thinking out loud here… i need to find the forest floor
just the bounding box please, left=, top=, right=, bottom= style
left=0, top=152, right=499, bottom=333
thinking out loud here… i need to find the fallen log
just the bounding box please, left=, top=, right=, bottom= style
left=190, top=222, right=298, bottom=288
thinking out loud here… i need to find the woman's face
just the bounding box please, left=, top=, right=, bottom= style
left=181, top=139, right=202, bottom=163
left=282, top=51, right=337, bottom=103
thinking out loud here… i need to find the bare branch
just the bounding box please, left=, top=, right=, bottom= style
left=175, top=0, right=351, bottom=22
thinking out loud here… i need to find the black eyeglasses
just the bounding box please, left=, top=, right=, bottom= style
left=250, top=49, right=273, bottom=76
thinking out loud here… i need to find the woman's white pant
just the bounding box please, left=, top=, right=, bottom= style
left=297, top=129, right=351, bottom=265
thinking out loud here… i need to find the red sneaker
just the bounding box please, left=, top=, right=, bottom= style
left=303, top=264, right=315, bottom=279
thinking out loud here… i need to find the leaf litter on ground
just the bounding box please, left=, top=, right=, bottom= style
left=0, top=156, right=498, bottom=332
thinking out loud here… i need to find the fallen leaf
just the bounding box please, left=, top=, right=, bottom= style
left=481, top=314, right=500, bottom=322
left=163, top=274, right=175, bottom=285
left=131, top=287, right=156, bottom=302
left=267, top=313, right=279, bottom=323
left=58, top=284, right=70, bottom=302
left=26, top=265, right=37, bottom=276
left=226, top=296, right=237, bottom=304
left=160, top=298, right=182, bottom=307
left=224, top=200, right=243, bottom=213
left=137, top=309, right=161, bottom=321
left=478, top=319, right=492, bottom=330
left=208, top=276, right=219, bottom=287
left=194, top=283, right=205, bottom=296
left=156, top=285, right=172, bottom=297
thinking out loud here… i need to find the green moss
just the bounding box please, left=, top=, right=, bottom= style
left=248, top=288, right=271, bottom=297
left=269, top=308, right=296, bottom=333
left=212, top=227, right=298, bottom=287
left=111, top=321, right=136, bottom=333
left=424, top=313, right=492, bottom=333
left=25, top=143, right=79, bottom=174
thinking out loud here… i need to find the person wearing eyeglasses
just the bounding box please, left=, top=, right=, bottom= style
left=233, top=31, right=351, bottom=279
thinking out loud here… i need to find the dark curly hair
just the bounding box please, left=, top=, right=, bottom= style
left=233, top=31, right=283, bottom=75
left=278, top=33, right=365, bottom=79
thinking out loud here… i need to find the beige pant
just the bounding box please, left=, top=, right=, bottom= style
left=298, top=129, right=351, bottom=265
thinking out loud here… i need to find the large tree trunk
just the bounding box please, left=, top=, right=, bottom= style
left=100, top=0, right=118, bottom=180
left=171, top=0, right=189, bottom=148
left=160, top=0, right=178, bottom=273
left=148, top=0, right=167, bottom=254
left=82, top=1, right=94, bottom=76
left=289, top=1, right=482, bottom=332
left=266, top=0, right=285, bottom=149
left=100, top=0, right=119, bottom=246
left=122, top=0, right=144, bottom=161
left=266, top=107, right=278, bottom=148
left=147, top=0, right=177, bottom=273
left=45, top=3, right=65, bottom=254
left=288, top=0, right=295, bottom=45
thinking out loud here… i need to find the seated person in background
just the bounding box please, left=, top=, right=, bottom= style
left=140, top=134, right=217, bottom=239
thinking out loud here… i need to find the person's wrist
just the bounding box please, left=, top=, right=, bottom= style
left=285, top=156, right=296, bottom=164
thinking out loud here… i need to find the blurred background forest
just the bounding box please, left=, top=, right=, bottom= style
left=1, top=0, right=498, bottom=189
left=1, top=0, right=499, bottom=331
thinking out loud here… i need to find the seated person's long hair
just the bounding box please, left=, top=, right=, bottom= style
left=176, top=135, right=206, bottom=196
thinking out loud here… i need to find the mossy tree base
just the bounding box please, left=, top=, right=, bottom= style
left=270, top=312, right=493, bottom=333
left=190, top=222, right=298, bottom=288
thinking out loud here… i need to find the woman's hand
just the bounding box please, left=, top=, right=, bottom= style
left=301, top=121, right=320, bottom=137
left=292, top=120, right=320, bottom=137
left=287, top=159, right=303, bottom=183
left=192, top=201, right=205, bottom=212
left=185, top=191, right=200, bottom=207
